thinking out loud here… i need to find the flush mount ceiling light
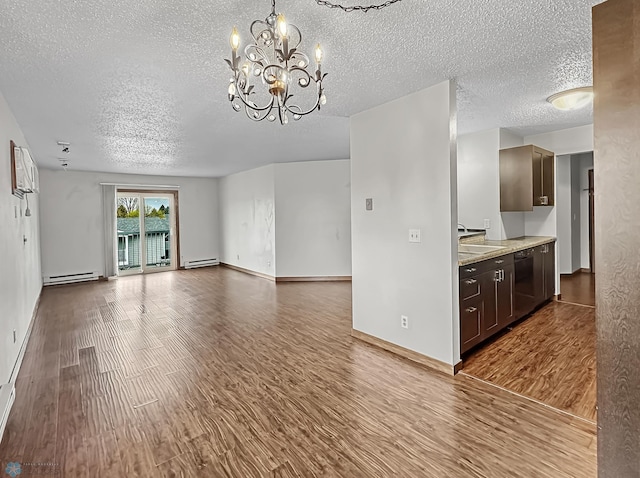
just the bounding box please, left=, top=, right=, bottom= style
left=547, top=87, right=594, bottom=111
left=225, top=0, right=403, bottom=124
left=225, top=0, right=327, bottom=124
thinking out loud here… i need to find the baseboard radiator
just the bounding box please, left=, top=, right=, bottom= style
left=0, top=383, right=16, bottom=444
left=184, top=258, right=219, bottom=269
left=43, top=271, right=100, bottom=286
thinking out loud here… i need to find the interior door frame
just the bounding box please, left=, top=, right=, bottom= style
left=117, top=189, right=180, bottom=275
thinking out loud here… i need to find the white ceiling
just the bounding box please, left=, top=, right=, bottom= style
left=0, top=0, right=602, bottom=177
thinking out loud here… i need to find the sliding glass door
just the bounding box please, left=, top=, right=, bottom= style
left=116, top=191, right=177, bottom=275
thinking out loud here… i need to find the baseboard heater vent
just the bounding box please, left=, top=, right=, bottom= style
left=43, top=271, right=100, bottom=286
left=0, top=383, right=16, bottom=444
left=184, top=258, right=219, bottom=269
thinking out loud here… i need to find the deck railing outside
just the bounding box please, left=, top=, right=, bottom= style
left=118, top=232, right=170, bottom=270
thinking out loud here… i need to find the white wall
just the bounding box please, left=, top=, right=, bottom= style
left=218, top=165, right=275, bottom=276
left=525, top=124, right=594, bottom=156
left=274, top=160, right=351, bottom=278
left=570, top=154, right=582, bottom=272
left=351, top=80, right=459, bottom=365
left=457, top=129, right=501, bottom=239
left=579, top=153, right=594, bottom=269
left=556, top=155, right=573, bottom=274
left=0, top=92, right=42, bottom=384
left=39, top=170, right=219, bottom=278
left=457, top=128, right=527, bottom=240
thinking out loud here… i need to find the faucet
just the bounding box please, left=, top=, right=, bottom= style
left=457, top=223, right=468, bottom=233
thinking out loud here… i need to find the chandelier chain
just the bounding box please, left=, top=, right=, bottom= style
left=314, top=0, right=403, bottom=13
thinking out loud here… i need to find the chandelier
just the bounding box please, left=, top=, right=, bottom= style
left=225, top=0, right=327, bottom=124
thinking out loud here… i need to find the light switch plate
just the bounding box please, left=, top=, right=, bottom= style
left=409, top=229, right=421, bottom=243
left=365, top=198, right=373, bottom=211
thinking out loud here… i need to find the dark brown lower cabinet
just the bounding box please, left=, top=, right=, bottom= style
left=460, top=296, right=483, bottom=352
left=460, top=256, right=515, bottom=354
left=533, top=243, right=555, bottom=303
left=543, top=243, right=555, bottom=300
left=496, top=263, right=515, bottom=328
left=459, top=243, right=555, bottom=354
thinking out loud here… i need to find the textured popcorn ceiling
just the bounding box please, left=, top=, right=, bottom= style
left=0, top=0, right=602, bottom=177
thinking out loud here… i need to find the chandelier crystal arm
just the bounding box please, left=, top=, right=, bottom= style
left=314, top=0, right=402, bottom=13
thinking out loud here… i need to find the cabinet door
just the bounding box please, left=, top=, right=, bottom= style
left=481, top=270, right=499, bottom=337
left=460, top=296, right=484, bottom=354
left=542, top=153, right=555, bottom=206
left=532, top=149, right=544, bottom=206
left=496, top=264, right=515, bottom=328
left=543, top=243, right=556, bottom=300
left=500, top=146, right=534, bottom=212
left=532, top=147, right=555, bottom=206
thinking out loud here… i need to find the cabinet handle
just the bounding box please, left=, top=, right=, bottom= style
left=500, top=270, right=505, bottom=281
left=465, top=268, right=477, bottom=273
left=465, top=279, right=477, bottom=285
left=495, top=260, right=504, bottom=264
left=465, top=307, right=478, bottom=313
left=540, top=196, right=548, bottom=205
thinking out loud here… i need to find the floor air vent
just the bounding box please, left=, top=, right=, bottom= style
left=184, top=258, right=219, bottom=269
left=43, top=271, right=100, bottom=286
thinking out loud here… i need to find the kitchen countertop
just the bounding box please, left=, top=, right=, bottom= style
left=458, top=236, right=556, bottom=266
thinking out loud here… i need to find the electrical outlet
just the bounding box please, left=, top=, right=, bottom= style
left=401, top=315, right=409, bottom=329
left=484, top=219, right=491, bottom=229
left=409, top=229, right=421, bottom=243
left=365, top=198, right=373, bottom=211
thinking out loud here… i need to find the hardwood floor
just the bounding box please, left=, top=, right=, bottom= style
left=462, top=300, right=597, bottom=421
left=0, top=268, right=596, bottom=477
left=559, top=272, right=596, bottom=307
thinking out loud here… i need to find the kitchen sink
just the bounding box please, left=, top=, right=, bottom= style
left=458, top=244, right=507, bottom=254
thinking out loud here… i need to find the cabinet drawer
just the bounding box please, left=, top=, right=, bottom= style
left=460, top=297, right=483, bottom=353
left=460, top=263, right=483, bottom=279
left=460, top=276, right=481, bottom=300
left=459, top=253, right=513, bottom=279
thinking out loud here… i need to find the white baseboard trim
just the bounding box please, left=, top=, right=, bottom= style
left=0, top=383, right=16, bottom=444
left=9, top=289, right=41, bottom=384
left=220, top=263, right=275, bottom=281
left=1, top=287, right=41, bottom=444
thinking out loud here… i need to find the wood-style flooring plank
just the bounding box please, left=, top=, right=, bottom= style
left=86, top=431, right=125, bottom=477
left=113, top=424, right=158, bottom=478
left=0, top=267, right=597, bottom=477
left=559, top=271, right=596, bottom=307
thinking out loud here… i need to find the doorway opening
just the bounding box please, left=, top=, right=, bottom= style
left=557, top=153, right=595, bottom=308
left=116, top=190, right=179, bottom=275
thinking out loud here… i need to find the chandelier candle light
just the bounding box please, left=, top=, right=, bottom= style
left=225, top=0, right=327, bottom=124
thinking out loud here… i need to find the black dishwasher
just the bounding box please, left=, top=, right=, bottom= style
left=514, top=249, right=536, bottom=319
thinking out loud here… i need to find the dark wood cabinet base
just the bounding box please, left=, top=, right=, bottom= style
left=460, top=241, right=555, bottom=354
